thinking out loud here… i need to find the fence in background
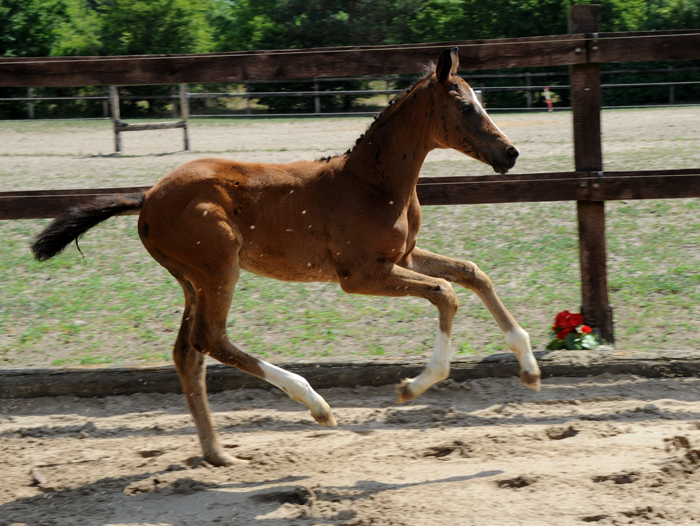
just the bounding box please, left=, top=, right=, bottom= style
left=2, top=65, right=699, bottom=122
left=2, top=5, right=700, bottom=343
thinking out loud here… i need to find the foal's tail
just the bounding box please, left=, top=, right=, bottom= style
left=31, top=193, right=145, bottom=261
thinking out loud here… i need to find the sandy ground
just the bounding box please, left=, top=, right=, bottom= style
left=1, top=374, right=700, bottom=526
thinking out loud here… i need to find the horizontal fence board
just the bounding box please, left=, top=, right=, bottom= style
left=0, top=35, right=588, bottom=87
left=1, top=349, right=698, bottom=398
left=596, top=30, right=700, bottom=63
left=114, top=121, right=186, bottom=132
left=0, top=187, right=147, bottom=220
left=1, top=170, right=699, bottom=220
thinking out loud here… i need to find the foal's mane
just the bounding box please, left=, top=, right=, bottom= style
left=317, top=65, right=436, bottom=162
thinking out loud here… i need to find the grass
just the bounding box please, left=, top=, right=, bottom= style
left=1, top=108, right=699, bottom=368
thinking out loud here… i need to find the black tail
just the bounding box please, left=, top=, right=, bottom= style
left=31, top=193, right=146, bottom=261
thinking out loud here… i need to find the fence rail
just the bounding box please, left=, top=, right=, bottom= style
left=3, top=168, right=700, bottom=221
left=2, top=5, right=700, bottom=344
left=2, top=65, right=699, bottom=118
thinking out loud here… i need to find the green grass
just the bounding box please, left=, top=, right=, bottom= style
left=2, top=197, right=698, bottom=368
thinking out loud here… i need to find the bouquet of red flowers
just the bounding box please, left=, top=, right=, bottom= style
left=546, top=310, right=597, bottom=350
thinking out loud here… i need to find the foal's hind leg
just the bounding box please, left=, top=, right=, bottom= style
left=186, top=262, right=336, bottom=428
left=406, top=248, right=541, bottom=391
left=172, top=278, right=239, bottom=466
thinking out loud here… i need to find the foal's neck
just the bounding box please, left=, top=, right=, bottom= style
left=344, top=84, right=436, bottom=204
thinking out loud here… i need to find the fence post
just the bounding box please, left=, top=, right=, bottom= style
left=109, top=86, right=121, bottom=153
left=525, top=72, right=532, bottom=109
left=179, top=83, right=190, bottom=151
left=171, top=85, right=178, bottom=118
left=27, top=88, right=35, bottom=119
left=102, top=87, right=109, bottom=117
left=314, top=79, right=321, bottom=115
left=668, top=66, right=675, bottom=105
left=244, top=82, right=252, bottom=115
left=570, top=5, right=614, bottom=343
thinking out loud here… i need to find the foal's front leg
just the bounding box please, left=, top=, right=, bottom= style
left=406, top=248, right=541, bottom=392
left=341, top=262, right=459, bottom=402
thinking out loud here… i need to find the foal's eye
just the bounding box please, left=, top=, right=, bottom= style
left=461, top=105, right=472, bottom=115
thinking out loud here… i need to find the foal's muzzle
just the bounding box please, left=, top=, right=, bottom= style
left=506, top=146, right=520, bottom=162
left=492, top=145, right=520, bottom=174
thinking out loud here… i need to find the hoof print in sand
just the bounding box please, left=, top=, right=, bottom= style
left=496, top=475, right=537, bottom=489
left=581, top=514, right=608, bottom=522
left=423, top=440, right=472, bottom=459
left=546, top=426, right=578, bottom=440
left=253, top=487, right=312, bottom=505
left=592, top=470, right=640, bottom=484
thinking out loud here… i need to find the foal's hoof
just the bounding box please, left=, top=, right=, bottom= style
left=397, top=379, right=418, bottom=403
left=520, top=371, right=542, bottom=392
left=312, top=410, right=337, bottom=428
left=204, top=450, right=247, bottom=467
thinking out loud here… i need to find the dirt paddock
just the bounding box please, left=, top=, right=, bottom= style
left=1, top=373, right=699, bottom=526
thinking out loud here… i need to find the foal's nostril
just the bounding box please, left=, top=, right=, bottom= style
left=506, top=146, right=519, bottom=161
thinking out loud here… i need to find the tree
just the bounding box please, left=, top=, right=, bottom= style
left=0, top=0, right=66, bottom=57
left=98, top=0, right=214, bottom=55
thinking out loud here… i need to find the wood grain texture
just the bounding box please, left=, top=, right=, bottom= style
left=595, top=31, right=700, bottom=63
left=0, top=35, right=587, bottom=87
left=114, top=121, right=186, bottom=132
left=0, top=187, right=148, bottom=220
left=569, top=5, right=613, bottom=344
left=578, top=201, right=614, bottom=342
left=569, top=4, right=600, bottom=34
left=2, top=170, right=700, bottom=220
left=1, top=349, right=698, bottom=399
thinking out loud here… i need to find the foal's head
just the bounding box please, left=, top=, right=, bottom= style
left=428, top=47, right=519, bottom=174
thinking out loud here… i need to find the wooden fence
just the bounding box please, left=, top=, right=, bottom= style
left=3, top=67, right=699, bottom=121
left=1, top=5, right=700, bottom=343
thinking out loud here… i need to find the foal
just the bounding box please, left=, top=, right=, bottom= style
left=33, top=48, right=541, bottom=466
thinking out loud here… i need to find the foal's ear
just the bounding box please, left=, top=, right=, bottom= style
left=436, top=47, right=459, bottom=84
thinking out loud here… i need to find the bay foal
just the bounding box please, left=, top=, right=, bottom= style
left=33, top=48, right=541, bottom=466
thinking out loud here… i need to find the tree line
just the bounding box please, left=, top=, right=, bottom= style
left=1, top=0, right=699, bottom=118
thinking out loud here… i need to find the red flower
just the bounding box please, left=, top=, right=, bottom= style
left=554, top=310, right=584, bottom=330
left=580, top=325, right=592, bottom=334
left=556, top=327, right=574, bottom=339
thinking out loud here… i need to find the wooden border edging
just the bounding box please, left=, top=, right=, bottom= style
left=1, top=350, right=698, bottom=399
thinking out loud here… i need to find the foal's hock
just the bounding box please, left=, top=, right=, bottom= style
left=32, top=48, right=541, bottom=466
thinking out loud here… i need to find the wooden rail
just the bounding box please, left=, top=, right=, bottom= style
left=2, top=5, right=700, bottom=344
left=3, top=169, right=700, bottom=220
left=1, top=30, right=699, bottom=87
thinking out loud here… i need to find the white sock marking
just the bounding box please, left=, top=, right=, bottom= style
left=505, top=328, right=539, bottom=375
left=258, top=360, right=331, bottom=419
left=405, top=330, right=451, bottom=398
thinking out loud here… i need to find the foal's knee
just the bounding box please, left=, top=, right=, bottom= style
left=432, top=278, right=459, bottom=316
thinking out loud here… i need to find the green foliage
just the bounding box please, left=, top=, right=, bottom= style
left=210, top=0, right=422, bottom=51
left=0, top=0, right=66, bottom=57
left=3, top=0, right=699, bottom=59
left=546, top=332, right=598, bottom=350
left=98, top=0, right=214, bottom=55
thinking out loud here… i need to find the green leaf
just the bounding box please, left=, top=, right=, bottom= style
left=546, top=338, right=565, bottom=350
left=564, top=332, right=582, bottom=350
left=581, top=334, right=599, bottom=350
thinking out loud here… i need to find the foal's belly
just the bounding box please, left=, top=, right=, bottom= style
left=238, top=246, right=340, bottom=283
